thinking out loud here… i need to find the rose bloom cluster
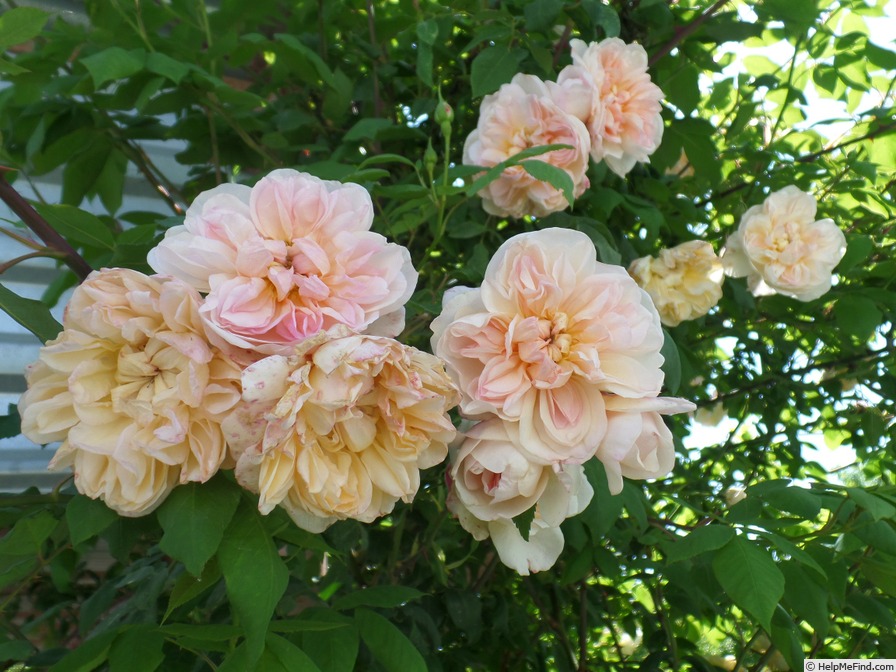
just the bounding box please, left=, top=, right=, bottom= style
left=432, top=228, right=694, bottom=574
left=19, top=169, right=459, bottom=530
left=464, top=37, right=665, bottom=219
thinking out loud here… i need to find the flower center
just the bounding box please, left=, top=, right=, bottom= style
left=111, top=342, right=179, bottom=418
left=538, top=312, right=573, bottom=363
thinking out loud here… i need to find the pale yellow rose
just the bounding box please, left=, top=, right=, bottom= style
left=722, top=186, right=846, bottom=301
left=19, top=269, right=242, bottom=516
left=628, top=240, right=724, bottom=327
left=224, top=329, right=459, bottom=531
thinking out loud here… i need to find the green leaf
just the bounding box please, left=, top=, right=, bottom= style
left=355, top=608, right=427, bottom=672
left=145, top=51, right=190, bottom=83
left=298, top=609, right=359, bottom=672
left=712, top=536, right=785, bottom=632
left=165, top=558, right=222, bottom=620
left=48, top=631, right=117, bottom=672
left=847, top=487, right=896, bottom=521
left=445, top=590, right=483, bottom=644
left=662, top=525, right=735, bottom=563
left=33, top=204, right=115, bottom=250
left=0, top=283, right=62, bottom=343
left=512, top=505, right=537, bottom=542
left=344, top=118, right=395, bottom=142
left=264, top=634, right=323, bottom=672
left=470, top=46, right=526, bottom=98
left=0, top=56, right=29, bottom=75
left=834, top=295, right=882, bottom=341
left=465, top=144, right=573, bottom=196
left=524, top=0, right=562, bottom=32
left=415, top=20, right=438, bottom=88
left=0, top=639, right=33, bottom=662
left=838, top=233, right=873, bottom=272
left=81, top=47, right=146, bottom=87
left=270, top=620, right=351, bottom=633
left=67, top=495, right=118, bottom=546
left=0, top=404, right=21, bottom=440
left=761, top=485, right=822, bottom=519
left=108, top=627, right=165, bottom=672
left=158, top=624, right=242, bottom=641
left=217, top=498, right=289, bottom=664
left=780, top=561, right=830, bottom=638
left=95, top=149, right=128, bottom=214
left=660, top=330, right=682, bottom=393
left=0, top=7, right=48, bottom=50
left=158, top=476, right=240, bottom=576
left=521, top=160, right=575, bottom=210
left=332, top=586, right=424, bottom=611
left=0, top=511, right=57, bottom=556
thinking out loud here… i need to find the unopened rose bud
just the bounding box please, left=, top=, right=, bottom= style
left=435, top=101, right=453, bottom=125
left=424, top=140, right=437, bottom=176
left=435, top=97, right=454, bottom=137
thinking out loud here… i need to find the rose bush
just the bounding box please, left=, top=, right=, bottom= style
left=1, top=1, right=893, bottom=669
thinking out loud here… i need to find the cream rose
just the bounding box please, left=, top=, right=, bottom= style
left=628, top=240, right=724, bottom=327
left=450, top=418, right=551, bottom=522
left=19, top=269, right=242, bottom=516
left=148, top=169, right=417, bottom=356
left=223, top=329, right=459, bottom=531
left=432, top=228, right=665, bottom=466
left=722, top=186, right=846, bottom=301
left=448, top=463, right=593, bottom=575
left=556, top=38, right=665, bottom=176
left=463, top=74, right=591, bottom=219
left=596, top=396, right=695, bottom=495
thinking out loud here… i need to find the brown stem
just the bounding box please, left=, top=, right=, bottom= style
left=577, top=583, right=588, bottom=671
left=552, top=24, right=573, bottom=70
left=0, top=170, right=93, bottom=280
left=797, top=119, right=896, bottom=163
left=0, top=251, right=61, bottom=274
left=707, top=346, right=890, bottom=407
left=367, top=0, right=383, bottom=120
left=649, top=0, right=732, bottom=67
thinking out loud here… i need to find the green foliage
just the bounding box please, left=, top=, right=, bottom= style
left=1, top=0, right=895, bottom=669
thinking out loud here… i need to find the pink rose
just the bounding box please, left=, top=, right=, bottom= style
left=463, top=74, right=591, bottom=219
left=557, top=38, right=665, bottom=177
left=148, top=169, right=417, bottom=355
left=432, top=228, right=665, bottom=466
left=722, top=186, right=846, bottom=301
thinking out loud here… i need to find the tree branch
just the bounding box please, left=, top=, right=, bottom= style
left=649, top=0, right=732, bottom=67
left=796, top=119, right=896, bottom=163
left=0, top=169, right=93, bottom=281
